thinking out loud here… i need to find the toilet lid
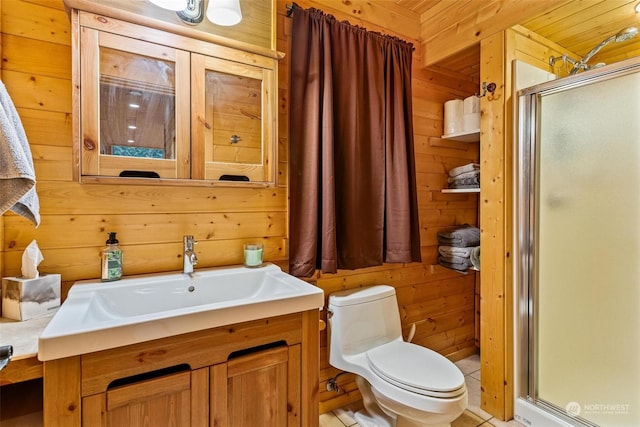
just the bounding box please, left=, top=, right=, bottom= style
left=366, top=341, right=465, bottom=398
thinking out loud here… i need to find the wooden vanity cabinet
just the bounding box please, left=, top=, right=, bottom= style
left=80, top=347, right=301, bottom=427
left=72, top=9, right=278, bottom=186
left=43, top=311, right=319, bottom=427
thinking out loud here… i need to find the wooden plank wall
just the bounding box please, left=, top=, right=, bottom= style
left=275, top=0, right=481, bottom=413
left=1, top=0, right=289, bottom=295
left=479, top=26, right=576, bottom=420
left=419, top=0, right=573, bottom=67
left=479, top=31, right=508, bottom=421
left=2, top=0, right=480, bottom=413
left=95, top=0, right=274, bottom=51
left=508, top=25, right=579, bottom=78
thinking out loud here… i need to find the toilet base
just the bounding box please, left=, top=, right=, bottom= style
left=354, top=410, right=394, bottom=427
left=353, top=409, right=452, bottom=427
left=356, top=376, right=395, bottom=427
left=396, top=417, right=450, bottom=427
left=354, top=376, right=455, bottom=427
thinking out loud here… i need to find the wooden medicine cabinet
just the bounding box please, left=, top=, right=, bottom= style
left=70, top=6, right=279, bottom=186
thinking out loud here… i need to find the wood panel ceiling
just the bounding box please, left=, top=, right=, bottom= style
left=395, top=0, right=640, bottom=77
left=522, top=0, right=640, bottom=67
left=393, top=0, right=440, bottom=15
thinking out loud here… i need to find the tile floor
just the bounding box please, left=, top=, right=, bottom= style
left=319, top=354, right=525, bottom=427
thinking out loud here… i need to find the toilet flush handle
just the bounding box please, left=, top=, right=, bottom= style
left=406, top=323, right=416, bottom=343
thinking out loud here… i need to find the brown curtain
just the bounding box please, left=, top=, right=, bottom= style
left=289, top=5, right=421, bottom=277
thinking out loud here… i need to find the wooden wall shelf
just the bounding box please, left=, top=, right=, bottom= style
left=441, top=129, right=480, bottom=142
left=441, top=188, right=480, bottom=193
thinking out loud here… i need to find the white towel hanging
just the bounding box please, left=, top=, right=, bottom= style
left=0, top=80, right=40, bottom=227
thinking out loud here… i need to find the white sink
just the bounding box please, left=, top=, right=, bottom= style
left=38, top=264, right=324, bottom=361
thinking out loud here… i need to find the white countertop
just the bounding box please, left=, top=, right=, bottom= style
left=0, top=314, right=54, bottom=359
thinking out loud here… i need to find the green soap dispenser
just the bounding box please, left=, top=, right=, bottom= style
left=101, top=232, right=123, bottom=282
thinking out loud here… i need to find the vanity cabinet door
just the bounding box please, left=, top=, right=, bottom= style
left=191, top=52, right=277, bottom=184
left=211, top=345, right=301, bottom=427
left=82, top=369, right=209, bottom=427
left=79, top=27, right=191, bottom=179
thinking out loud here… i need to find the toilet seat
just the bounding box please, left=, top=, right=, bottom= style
left=366, top=341, right=466, bottom=399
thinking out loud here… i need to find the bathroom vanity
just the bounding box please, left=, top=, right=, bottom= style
left=39, top=264, right=324, bottom=427
left=43, top=311, right=319, bottom=427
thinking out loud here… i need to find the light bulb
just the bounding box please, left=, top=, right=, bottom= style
left=148, top=0, right=188, bottom=12
left=206, top=0, right=242, bottom=26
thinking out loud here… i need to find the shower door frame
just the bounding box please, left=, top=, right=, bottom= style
left=514, top=56, right=640, bottom=427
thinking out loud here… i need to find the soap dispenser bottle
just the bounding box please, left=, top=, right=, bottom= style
left=101, top=232, right=122, bottom=282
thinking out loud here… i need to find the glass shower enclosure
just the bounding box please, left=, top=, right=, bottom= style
left=515, top=56, right=640, bottom=427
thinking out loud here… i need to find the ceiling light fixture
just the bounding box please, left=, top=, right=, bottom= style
left=148, top=0, right=242, bottom=26
left=206, top=0, right=242, bottom=26
left=148, top=0, right=188, bottom=12
left=636, top=1, right=640, bottom=13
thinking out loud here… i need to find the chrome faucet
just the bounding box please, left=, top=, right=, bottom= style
left=183, top=235, right=198, bottom=274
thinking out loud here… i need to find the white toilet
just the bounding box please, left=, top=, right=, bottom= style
left=328, top=285, right=468, bottom=427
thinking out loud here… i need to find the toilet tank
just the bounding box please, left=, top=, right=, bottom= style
left=328, top=285, right=402, bottom=365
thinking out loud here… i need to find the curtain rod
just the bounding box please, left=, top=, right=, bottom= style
left=283, top=2, right=414, bottom=51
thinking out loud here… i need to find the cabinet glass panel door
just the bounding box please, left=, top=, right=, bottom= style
left=206, top=70, right=262, bottom=166
left=80, top=29, right=190, bottom=179
left=191, top=54, right=276, bottom=183
left=100, top=48, right=175, bottom=161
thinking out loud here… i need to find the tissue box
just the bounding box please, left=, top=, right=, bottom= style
left=2, top=274, right=61, bottom=321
